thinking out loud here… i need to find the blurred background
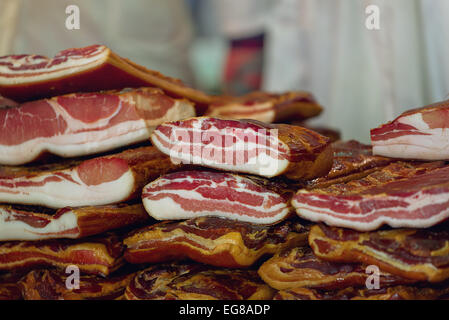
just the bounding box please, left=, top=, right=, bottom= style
left=0, top=0, right=448, bottom=143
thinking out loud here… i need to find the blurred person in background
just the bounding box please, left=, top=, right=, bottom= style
left=212, top=0, right=449, bottom=142
left=0, top=0, right=194, bottom=84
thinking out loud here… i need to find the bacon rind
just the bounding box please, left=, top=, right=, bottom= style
left=205, top=91, right=322, bottom=123
left=258, top=246, right=414, bottom=290
left=0, top=45, right=212, bottom=110
left=0, top=203, right=149, bottom=241
left=371, top=100, right=449, bottom=160
left=293, top=161, right=448, bottom=231
left=19, top=269, right=134, bottom=300
left=0, top=87, right=195, bottom=165
left=309, top=224, right=449, bottom=282
left=141, top=170, right=295, bottom=224
left=124, top=217, right=308, bottom=267
left=306, top=140, right=394, bottom=189
left=0, top=146, right=180, bottom=208
left=151, top=117, right=333, bottom=180
left=125, top=263, right=275, bottom=300
left=273, top=285, right=447, bottom=300
left=0, top=233, right=124, bottom=276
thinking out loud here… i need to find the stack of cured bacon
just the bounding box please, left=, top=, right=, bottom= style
left=2, top=45, right=448, bottom=301
left=0, top=45, right=326, bottom=300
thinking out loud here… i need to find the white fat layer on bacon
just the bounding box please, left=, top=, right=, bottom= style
left=0, top=46, right=108, bottom=84
left=293, top=189, right=449, bottom=231
left=0, top=208, right=78, bottom=241
left=207, top=102, right=275, bottom=123
left=0, top=170, right=135, bottom=208
left=152, top=121, right=290, bottom=177
left=142, top=176, right=290, bottom=224
left=372, top=113, right=449, bottom=160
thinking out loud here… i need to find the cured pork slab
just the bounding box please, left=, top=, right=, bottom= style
left=274, top=285, right=448, bottom=300
left=0, top=88, right=195, bottom=165
left=20, top=269, right=135, bottom=300
left=307, top=140, right=394, bottom=189
left=0, top=146, right=179, bottom=208
left=142, top=170, right=296, bottom=224
left=151, top=117, right=333, bottom=180
left=125, top=263, right=275, bottom=300
left=205, top=91, right=322, bottom=123
left=309, top=224, right=449, bottom=282
left=258, top=246, right=414, bottom=290
left=371, top=100, right=449, bottom=160
left=0, top=233, right=123, bottom=276
left=293, top=161, right=449, bottom=231
left=0, top=45, right=212, bottom=108
left=0, top=203, right=148, bottom=241
left=124, top=217, right=308, bottom=267
left=0, top=273, right=23, bottom=300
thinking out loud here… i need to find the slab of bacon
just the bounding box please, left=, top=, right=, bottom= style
left=371, top=100, right=449, bottom=160
left=124, top=217, right=308, bottom=267
left=20, top=269, right=135, bottom=300
left=0, top=88, right=195, bottom=165
left=274, top=285, right=448, bottom=300
left=0, top=232, right=123, bottom=276
left=0, top=146, right=180, bottom=208
left=205, top=91, right=322, bottom=123
left=0, top=45, right=212, bottom=109
left=258, top=246, right=414, bottom=291
left=0, top=203, right=148, bottom=241
left=306, top=140, right=394, bottom=189
left=141, top=170, right=298, bottom=224
left=309, top=224, right=449, bottom=282
left=124, top=263, right=275, bottom=300
left=293, top=161, right=449, bottom=231
left=0, top=272, right=24, bottom=300
left=151, top=117, right=333, bottom=180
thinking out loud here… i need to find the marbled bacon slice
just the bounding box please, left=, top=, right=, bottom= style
left=0, top=232, right=124, bottom=276
left=293, top=161, right=449, bottom=231
left=142, top=170, right=297, bottom=224
left=371, top=100, right=449, bottom=160
left=124, top=217, right=309, bottom=268
left=0, top=45, right=212, bottom=109
left=258, top=246, right=415, bottom=291
left=205, top=91, right=322, bottom=123
left=0, top=146, right=180, bottom=208
left=309, top=224, right=449, bottom=282
left=0, top=88, right=195, bottom=165
left=0, top=203, right=149, bottom=241
left=151, top=117, right=333, bottom=180
left=124, top=263, right=275, bottom=300
left=20, top=269, right=135, bottom=300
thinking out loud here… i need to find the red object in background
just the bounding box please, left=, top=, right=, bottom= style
left=223, top=34, right=265, bottom=96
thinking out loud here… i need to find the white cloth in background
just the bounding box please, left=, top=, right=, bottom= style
left=214, top=0, right=449, bottom=143
left=0, top=0, right=194, bottom=83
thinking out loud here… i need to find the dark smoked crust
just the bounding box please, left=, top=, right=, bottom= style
left=274, top=285, right=449, bottom=300
left=19, top=269, right=134, bottom=300
left=258, top=246, right=415, bottom=290
left=124, top=217, right=309, bottom=267
left=307, top=140, right=394, bottom=189
left=125, top=263, right=275, bottom=300
left=309, top=224, right=449, bottom=282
